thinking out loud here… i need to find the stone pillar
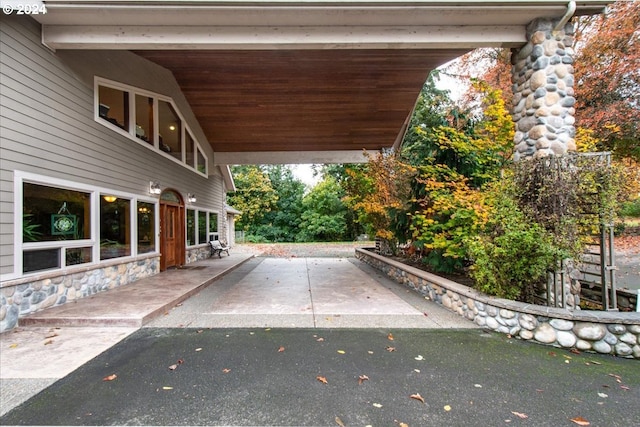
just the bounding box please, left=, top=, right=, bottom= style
left=511, top=18, right=576, bottom=161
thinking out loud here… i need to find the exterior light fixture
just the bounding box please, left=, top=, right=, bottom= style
left=187, top=193, right=197, bottom=203
left=149, top=181, right=161, bottom=195
left=103, top=195, right=117, bottom=203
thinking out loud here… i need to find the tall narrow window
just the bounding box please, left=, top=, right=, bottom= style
left=100, top=196, right=131, bottom=260
left=137, top=201, right=155, bottom=254
left=158, top=100, right=182, bottom=161
left=186, top=209, right=196, bottom=246
left=197, top=147, right=207, bottom=175
left=209, top=212, right=218, bottom=241
left=185, top=131, right=195, bottom=169
left=135, top=95, right=154, bottom=145
left=98, top=85, right=129, bottom=131
left=198, top=211, right=207, bottom=244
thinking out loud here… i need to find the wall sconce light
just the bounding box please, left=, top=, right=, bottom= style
left=187, top=193, right=197, bottom=203
left=103, top=195, right=117, bottom=203
left=149, top=181, right=161, bottom=195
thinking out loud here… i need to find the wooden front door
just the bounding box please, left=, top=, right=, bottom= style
left=160, top=193, right=185, bottom=271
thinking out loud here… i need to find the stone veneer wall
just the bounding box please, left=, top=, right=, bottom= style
left=356, top=248, right=640, bottom=359
left=0, top=255, right=159, bottom=333
left=512, top=18, right=577, bottom=160
left=186, top=245, right=212, bottom=264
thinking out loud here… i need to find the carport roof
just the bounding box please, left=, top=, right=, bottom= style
left=32, top=1, right=611, bottom=164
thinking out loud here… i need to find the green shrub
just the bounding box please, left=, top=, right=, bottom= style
left=620, top=198, right=640, bottom=217
left=466, top=183, right=560, bottom=301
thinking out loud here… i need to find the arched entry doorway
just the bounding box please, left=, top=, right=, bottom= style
left=159, top=189, right=185, bottom=271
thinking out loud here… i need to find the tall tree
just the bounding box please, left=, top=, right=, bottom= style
left=256, top=165, right=306, bottom=242
left=297, top=177, right=348, bottom=242
left=573, top=0, right=640, bottom=160
left=226, top=165, right=278, bottom=232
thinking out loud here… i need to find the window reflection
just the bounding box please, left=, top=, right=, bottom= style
left=158, top=100, right=182, bottom=161
left=100, top=196, right=131, bottom=260
left=98, top=85, right=129, bottom=131
left=137, top=201, right=155, bottom=254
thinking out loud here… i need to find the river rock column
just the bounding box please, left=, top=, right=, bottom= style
left=511, top=18, right=576, bottom=161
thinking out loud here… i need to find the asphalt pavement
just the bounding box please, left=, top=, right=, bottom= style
left=1, top=246, right=639, bottom=426
left=1, top=328, right=639, bottom=426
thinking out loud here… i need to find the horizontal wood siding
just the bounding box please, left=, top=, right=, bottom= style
left=0, top=15, right=223, bottom=278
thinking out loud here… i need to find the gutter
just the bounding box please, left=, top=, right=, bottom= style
left=553, top=1, right=577, bottom=33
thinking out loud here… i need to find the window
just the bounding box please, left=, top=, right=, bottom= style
left=158, top=100, right=182, bottom=161
left=23, top=183, right=90, bottom=243
left=186, top=209, right=196, bottom=246
left=22, top=183, right=91, bottom=273
left=137, top=201, right=155, bottom=254
left=135, top=94, right=154, bottom=145
left=95, top=78, right=208, bottom=176
left=18, top=173, right=159, bottom=277
left=208, top=212, right=219, bottom=241
left=198, top=211, right=207, bottom=244
left=185, top=131, right=195, bottom=168
left=100, top=195, right=131, bottom=260
left=197, top=147, right=207, bottom=174
left=98, top=85, right=129, bottom=131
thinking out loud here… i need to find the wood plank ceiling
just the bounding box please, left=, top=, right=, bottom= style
left=135, top=49, right=470, bottom=156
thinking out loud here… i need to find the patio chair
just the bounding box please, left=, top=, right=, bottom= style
left=209, top=240, right=230, bottom=258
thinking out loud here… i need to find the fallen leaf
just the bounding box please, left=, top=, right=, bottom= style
left=162, top=386, right=173, bottom=390
left=387, top=333, right=394, bottom=341
left=197, top=330, right=203, bottom=334
left=168, top=364, right=178, bottom=370
left=102, top=374, right=117, bottom=381
left=372, top=403, right=383, bottom=408
left=367, top=351, right=374, bottom=354
left=386, top=346, right=396, bottom=352
left=9, top=343, right=18, bottom=349
left=589, top=360, right=601, bottom=365
left=316, top=337, right=325, bottom=342
left=44, top=339, right=53, bottom=345
left=444, top=405, right=452, bottom=411
left=337, top=350, right=346, bottom=354
left=511, top=411, right=528, bottom=419
left=570, top=348, right=581, bottom=354
left=358, top=375, right=369, bottom=385
left=410, top=393, right=425, bottom=403
left=414, top=369, right=421, bottom=373
left=620, top=385, right=630, bottom=391
left=608, top=373, right=622, bottom=383
left=474, top=384, right=482, bottom=388
left=414, top=355, right=424, bottom=361
left=278, top=346, right=285, bottom=352
left=397, top=422, right=409, bottom=427
left=316, top=376, right=328, bottom=384
left=45, top=332, right=59, bottom=339
left=335, top=416, right=345, bottom=427
left=548, top=351, right=557, bottom=357
left=570, top=416, right=590, bottom=426
left=195, top=348, right=202, bottom=352
left=177, top=359, right=184, bottom=365
left=597, top=392, right=608, bottom=398
left=222, top=368, right=231, bottom=373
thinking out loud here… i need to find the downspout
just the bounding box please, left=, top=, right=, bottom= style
left=553, top=1, right=577, bottom=34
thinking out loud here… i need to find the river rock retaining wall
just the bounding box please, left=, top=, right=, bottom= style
left=0, top=255, right=159, bottom=333
left=356, top=248, right=640, bottom=359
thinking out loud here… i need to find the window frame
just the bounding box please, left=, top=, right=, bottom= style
left=185, top=207, right=221, bottom=247
left=94, top=77, right=209, bottom=177
left=13, top=171, right=159, bottom=278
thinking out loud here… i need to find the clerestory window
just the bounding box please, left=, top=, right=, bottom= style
left=95, top=78, right=208, bottom=176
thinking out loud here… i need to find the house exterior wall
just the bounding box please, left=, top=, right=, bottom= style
left=0, top=15, right=227, bottom=332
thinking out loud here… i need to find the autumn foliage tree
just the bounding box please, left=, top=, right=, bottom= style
left=573, top=0, right=640, bottom=160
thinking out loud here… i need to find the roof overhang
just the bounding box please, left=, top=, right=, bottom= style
left=29, top=1, right=611, bottom=165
